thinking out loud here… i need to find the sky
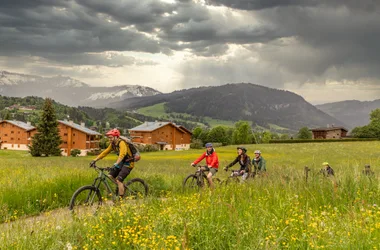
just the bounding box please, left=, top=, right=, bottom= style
left=1, top=0, right=380, bottom=104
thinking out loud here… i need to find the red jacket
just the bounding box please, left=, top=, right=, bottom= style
left=193, top=151, right=219, bottom=169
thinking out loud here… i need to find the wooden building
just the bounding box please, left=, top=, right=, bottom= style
left=58, top=120, right=102, bottom=156
left=0, top=120, right=37, bottom=150
left=311, top=126, right=348, bottom=139
left=129, top=122, right=192, bottom=150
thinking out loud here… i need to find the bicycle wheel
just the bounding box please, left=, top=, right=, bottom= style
left=69, top=185, right=102, bottom=216
left=124, top=178, right=149, bottom=199
left=225, top=176, right=240, bottom=185
left=183, top=174, right=199, bottom=190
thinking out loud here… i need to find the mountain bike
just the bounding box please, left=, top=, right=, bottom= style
left=183, top=165, right=221, bottom=190
left=69, top=163, right=148, bottom=216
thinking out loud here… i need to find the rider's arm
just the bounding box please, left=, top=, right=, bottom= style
left=115, top=141, right=128, bottom=165
left=94, top=143, right=112, bottom=161
left=226, top=157, right=238, bottom=169
left=193, top=152, right=206, bottom=165
left=260, top=158, right=266, bottom=171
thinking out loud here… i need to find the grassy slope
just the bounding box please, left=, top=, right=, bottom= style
left=137, top=102, right=235, bottom=128
left=1, top=142, right=380, bottom=249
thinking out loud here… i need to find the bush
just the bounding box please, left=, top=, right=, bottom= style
left=134, top=144, right=159, bottom=152
left=190, top=139, right=203, bottom=149
left=269, top=138, right=378, bottom=143
left=86, top=149, right=102, bottom=156
left=70, top=149, right=81, bottom=157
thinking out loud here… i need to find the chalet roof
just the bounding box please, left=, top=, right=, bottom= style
left=58, top=120, right=101, bottom=136
left=129, top=121, right=191, bottom=134
left=310, top=126, right=348, bottom=132
left=1, top=120, right=36, bottom=131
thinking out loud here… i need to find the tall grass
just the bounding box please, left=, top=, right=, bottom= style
left=1, top=142, right=380, bottom=249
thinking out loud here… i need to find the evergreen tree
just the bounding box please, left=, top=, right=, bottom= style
left=29, top=98, right=62, bottom=156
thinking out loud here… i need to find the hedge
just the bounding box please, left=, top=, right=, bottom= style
left=269, top=138, right=378, bottom=144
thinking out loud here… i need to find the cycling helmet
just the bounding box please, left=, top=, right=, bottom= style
left=106, top=128, right=120, bottom=137
left=254, top=150, right=261, bottom=154
left=237, top=146, right=247, bottom=153
left=322, top=162, right=329, bottom=166
left=205, top=142, right=213, bottom=148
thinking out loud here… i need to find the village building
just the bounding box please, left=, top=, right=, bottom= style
left=0, top=120, right=37, bottom=150
left=58, top=120, right=102, bottom=156
left=310, top=126, right=348, bottom=139
left=129, top=121, right=192, bottom=150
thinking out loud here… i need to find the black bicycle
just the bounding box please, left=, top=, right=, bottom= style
left=183, top=165, right=221, bottom=190
left=69, top=163, right=148, bottom=215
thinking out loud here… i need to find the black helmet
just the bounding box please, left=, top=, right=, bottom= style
left=237, top=146, right=247, bottom=153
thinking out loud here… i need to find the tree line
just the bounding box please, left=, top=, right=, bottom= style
left=190, top=121, right=312, bottom=148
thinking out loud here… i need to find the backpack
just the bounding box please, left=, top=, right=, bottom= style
left=117, top=136, right=141, bottom=162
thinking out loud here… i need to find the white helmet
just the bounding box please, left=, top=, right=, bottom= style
left=254, top=150, right=261, bottom=154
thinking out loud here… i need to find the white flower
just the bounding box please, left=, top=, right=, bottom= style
left=66, top=242, right=72, bottom=250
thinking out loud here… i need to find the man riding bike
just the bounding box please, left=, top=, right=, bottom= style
left=90, top=129, right=136, bottom=198
left=224, top=146, right=252, bottom=180
left=252, top=150, right=266, bottom=176
left=191, top=142, right=219, bottom=190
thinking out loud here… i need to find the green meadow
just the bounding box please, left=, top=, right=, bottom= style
left=1, top=142, right=380, bottom=249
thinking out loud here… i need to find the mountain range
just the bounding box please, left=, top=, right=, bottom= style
left=3, top=70, right=378, bottom=131
left=0, top=71, right=161, bottom=107
left=111, top=83, right=345, bottom=130
left=316, top=100, right=380, bottom=128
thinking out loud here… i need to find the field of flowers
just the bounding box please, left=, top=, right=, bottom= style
left=1, top=141, right=380, bottom=249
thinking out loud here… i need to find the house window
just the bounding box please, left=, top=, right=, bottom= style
left=18, top=144, right=20, bottom=148
left=73, top=133, right=76, bottom=136
left=10, top=138, right=14, bottom=140
left=73, top=141, right=75, bottom=145
left=11, top=131, right=14, bottom=134
left=64, top=133, right=68, bottom=136
left=18, top=131, right=20, bottom=134
left=18, top=138, right=20, bottom=140
left=4, top=134, right=7, bottom=136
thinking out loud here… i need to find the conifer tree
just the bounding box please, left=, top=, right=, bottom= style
left=29, top=98, right=62, bottom=156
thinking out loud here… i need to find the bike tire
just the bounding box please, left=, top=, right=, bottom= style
left=183, top=174, right=199, bottom=190
left=69, top=185, right=102, bottom=216
left=124, top=178, right=149, bottom=199
left=225, top=176, right=240, bottom=185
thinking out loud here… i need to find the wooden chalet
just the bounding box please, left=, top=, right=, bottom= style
left=0, top=120, right=37, bottom=150
left=310, top=126, right=348, bottom=139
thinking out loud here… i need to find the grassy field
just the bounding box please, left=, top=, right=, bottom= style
left=1, top=142, right=380, bottom=249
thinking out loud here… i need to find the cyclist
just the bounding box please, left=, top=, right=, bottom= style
left=321, top=162, right=334, bottom=177
left=191, top=142, right=219, bottom=189
left=90, top=129, right=136, bottom=198
left=224, top=146, right=251, bottom=180
left=252, top=150, right=266, bottom=176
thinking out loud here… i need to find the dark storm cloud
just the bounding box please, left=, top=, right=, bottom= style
left=1, top=0, right=380, bottom=97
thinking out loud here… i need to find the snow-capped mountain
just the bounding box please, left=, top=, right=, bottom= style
left=0, top=71, right=161, bottom=107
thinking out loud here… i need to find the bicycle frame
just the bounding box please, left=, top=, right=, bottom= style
left=92, top=168, right=115, bottom=197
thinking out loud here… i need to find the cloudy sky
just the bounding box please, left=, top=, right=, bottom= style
left=1, top=0, right=380, bottom=104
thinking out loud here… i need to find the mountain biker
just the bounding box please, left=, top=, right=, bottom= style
left=321, top=162, right=334, bottom=176
left=252, top=150, right=266, bottom=176
left=191, top=142, right=219, bottom=189
left=90, top=129, right=136, bottom=198
left=224, top=146, right=252, bottom=180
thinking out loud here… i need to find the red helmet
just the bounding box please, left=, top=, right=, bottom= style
left=106, top=129, right=120, bottom=137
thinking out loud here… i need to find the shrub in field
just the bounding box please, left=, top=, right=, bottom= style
left=190, top=139, right=203, bottom=149
left=70, top=149, right=81, bottom=157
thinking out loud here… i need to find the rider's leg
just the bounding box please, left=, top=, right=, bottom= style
left=207, top=168, right=217, bottom=190
left=116, top=166, right=132, bottom=197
